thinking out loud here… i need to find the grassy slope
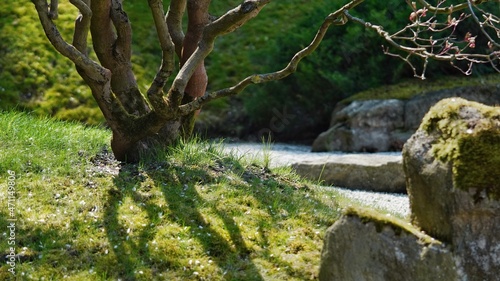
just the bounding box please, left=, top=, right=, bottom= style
left=0, top=1, right=103, bottom=123
left=0, top=111, right=362, bottom=280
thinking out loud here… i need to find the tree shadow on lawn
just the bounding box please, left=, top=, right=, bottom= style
left=0, top=210, right=97, bottom=280
left=104, top=155, right=339, bottom=280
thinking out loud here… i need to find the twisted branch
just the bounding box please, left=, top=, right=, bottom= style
left=147, top=0, right=176, bottom=113
left=31, top=0, right=109, bottom=82
left=166, top=0, right=271, bottom=108
left=167, top=0, right=187, bottom=58
left=71, top=0, right=91, bottom=54
left=178, top=0, right=365, bottom=115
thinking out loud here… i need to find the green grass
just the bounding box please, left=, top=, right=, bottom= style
left=0, top=111, right=365, bottom=280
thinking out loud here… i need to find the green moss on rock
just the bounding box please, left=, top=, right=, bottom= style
left=419, top=98, right=500, bottom=200
left=455, top=130, right=500, bottom=200
left=344, top=206, right=439, bottom=245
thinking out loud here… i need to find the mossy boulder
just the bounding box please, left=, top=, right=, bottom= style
left=403, top=97, right=500, bottom=280
left=419, top=98, right=500, bottom=199
left=313, top=84, right=500, bottom=152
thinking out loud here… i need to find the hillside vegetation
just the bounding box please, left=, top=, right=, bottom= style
left=1, top=0, right=495, bottom=140
left=0, top=1, right=344, bottom=122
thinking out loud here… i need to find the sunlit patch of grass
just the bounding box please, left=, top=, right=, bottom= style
left=0, top=111, right=109, bottom=175
left=0, top=111, right=348, bottom=280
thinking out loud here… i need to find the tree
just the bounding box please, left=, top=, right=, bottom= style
left=31, top=0, right=499, bottom=161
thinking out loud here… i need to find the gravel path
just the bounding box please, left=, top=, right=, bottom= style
left=223, top=142, right=340, bottom=167
left=222, top=142, right=410, bottom=218
left=325, top=186, right=410, bottom=218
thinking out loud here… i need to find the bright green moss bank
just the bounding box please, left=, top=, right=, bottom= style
left=341, top=74, right=500, bottom=105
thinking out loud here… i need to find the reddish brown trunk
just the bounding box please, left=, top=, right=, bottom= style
left=177, top=0, right=211, bottom=136
left=182, top=0, right=210, bottom=99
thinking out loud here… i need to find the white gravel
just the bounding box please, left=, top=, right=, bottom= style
left=222, top=142, right=410, bottom=218
left=222, top=142, right=401, bottom=167
left=327, top=186, right=410, bottom=218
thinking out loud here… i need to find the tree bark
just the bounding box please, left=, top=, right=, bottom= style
left=182, top=0, right=210, bottom=99
left=178, top=0, right=211, bottom=136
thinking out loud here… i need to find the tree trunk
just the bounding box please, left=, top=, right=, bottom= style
left=179, top=0, right=211, bottom=136
left=32, top=0, right=275, bottom=162
left=112, top=120, right=181, bottom=162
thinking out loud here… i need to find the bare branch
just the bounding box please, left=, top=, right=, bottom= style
left=181, top=0, right=211, bottom=100
left=71, top=0, right=91, bottom=54
left=467, top=0, right=500, bottom=48
left=167, top=0, right=187, bottom=57
left=31, top=0, right=109, bottom=83
left=110, top=0, right=132, bottom=62
left=166, top=0, right=271, bottom=108
left=49, top=0, right=58, bottom=19
left=178, top=0, right=365, bottom=115
left=90, top=0, right=116, bottom=67
left=412, top=0, right=495, bottom=14
left=89, top=0, right=149, bottom=116
left=383, top=48, right=427, bottom=78
left=147, top=0, right=176, bottom=111
left=344, top=8, right=499, bottom=78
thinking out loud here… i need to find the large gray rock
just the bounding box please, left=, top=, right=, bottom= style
left=291, top=154, right=405, bottom=193
left=313, top=85, right=500, bottom=152
left=319, top=208, right=457, bottom=281
left=319, top=98, right=500, bottom=281
left=403, top=98, right=500, bottom=280
left=312, top=99, right=405, bottom=152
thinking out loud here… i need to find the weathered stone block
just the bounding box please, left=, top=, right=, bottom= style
left=403, top=98, right=500, bottom=280
left=313, top=85, right=500, bottom=153
left=319, top=208, right=457, bottom=281
left=319, top=98, right=500, bottom=281
left=291, top=154, right=405, bottom=193
left=312, top=99, right=405, bottom=152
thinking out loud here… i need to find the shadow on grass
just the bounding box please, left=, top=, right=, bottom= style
left=103, top=152, right=339, bottom=280
left=0, top=211, right=93, bottom=280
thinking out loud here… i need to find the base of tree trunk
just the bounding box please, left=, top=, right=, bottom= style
left=111, top=119, right=182, bottom=162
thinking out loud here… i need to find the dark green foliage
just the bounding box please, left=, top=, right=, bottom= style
left=243, top=0, right=418, bottom=139
left=0, top=2, right=99, bottom=121
left=241, top=1, right=498, bottom=140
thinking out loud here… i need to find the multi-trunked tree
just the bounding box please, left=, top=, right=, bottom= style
left=31, top=0, right=499, bottom=161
